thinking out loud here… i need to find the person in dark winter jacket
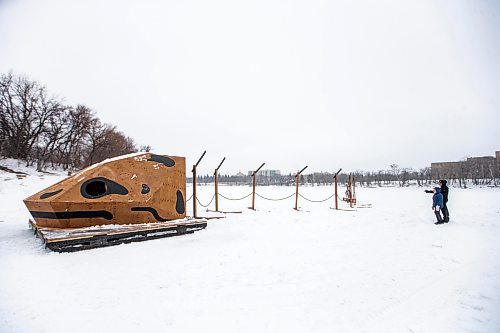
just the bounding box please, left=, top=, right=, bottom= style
left=432, top=187, right=444, bottom=224
left=425, top=179, right=450, bottom=222
left=439, top=179, right=450, bottom=222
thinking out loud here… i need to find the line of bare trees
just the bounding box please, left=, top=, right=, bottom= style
left=430, top=158, right=500, bottom=188
left=0, top=72, right=146, bottom=171
left=350, top=165, right=433, bottom=187
left=191, top=161, right=499, bottom=188
left=343, top=161, right=498, bottom=188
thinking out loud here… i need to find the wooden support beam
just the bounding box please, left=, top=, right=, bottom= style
left=250, top=162, right=265, bottom=210
left=334, top=168, right=342, bottom=210
left=192, top=150, right=206, bottom=218
left=353, top=175, right=356, bottom=205
left=294, top=165, right=308, bottom=210
left=349, top=174, right=353, bottom=208
left=193, top=166, right=197, bottom=217
left=214, top=157, right=226, bottom=212
left=214, top=169, right=219, bottom=212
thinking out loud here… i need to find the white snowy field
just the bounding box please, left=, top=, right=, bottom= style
left=1, top=169, right=500, bottom=332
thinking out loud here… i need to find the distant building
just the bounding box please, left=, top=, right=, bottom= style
left=259, top=169, right=281, bottom=178
left=431, top=151, right=500, bottom=179
left=247, top=169, right=282, bottom=185
left=247, top=169, right=281, bottom=177
left=430, top=161, right=464, bottom=178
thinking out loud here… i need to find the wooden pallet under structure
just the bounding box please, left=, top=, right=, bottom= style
left=29, top=218, right=207, bottom=253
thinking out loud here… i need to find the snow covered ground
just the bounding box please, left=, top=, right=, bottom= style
left=1, top=166, right=500, bottom=332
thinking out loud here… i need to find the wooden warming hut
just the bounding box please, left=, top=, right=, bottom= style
left=24, top=152, right=206, bottom=252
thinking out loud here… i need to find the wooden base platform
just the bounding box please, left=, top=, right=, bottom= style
left=28, top=218, right=207, bottom=253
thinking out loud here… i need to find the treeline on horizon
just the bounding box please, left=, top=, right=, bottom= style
left=190, top=161, right=500, bottom=188
left=0, top=72, right=148, bottom=171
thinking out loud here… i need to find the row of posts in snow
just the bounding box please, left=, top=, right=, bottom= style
left=187, top=156, right=435, bottom=188
left=189, top=151, right=356, bottom=217
left=188, top=172, right=349, bottom=186
left=188, top=151, right=349, bottom=186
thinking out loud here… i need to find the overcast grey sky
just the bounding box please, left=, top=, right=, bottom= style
left=1, top=0, right=499, bottom=174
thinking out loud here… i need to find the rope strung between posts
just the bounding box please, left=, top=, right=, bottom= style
left=299, top=192, right=335, bottom=203
left=219, top=192, right=253, bottom=201
left=186, top=194, right=193, bottom=202
left=196, top=194, right=216, bottom=208
left=256, top=192, right=295, bottom=201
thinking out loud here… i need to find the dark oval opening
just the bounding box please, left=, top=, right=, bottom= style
left=176, top=190, right=185, bottom=214
left=84, top=180, right=107, bottom=198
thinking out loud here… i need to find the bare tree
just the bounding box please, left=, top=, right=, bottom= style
left=0, top=73, right=62, bottom=162
left=57, top=105, right=95, bottom=169
left=390, top=164, right=400, bottom=186
left=34, top=104, right=71, bottom=171
left=140, top=144, right=152, bottom=152
left=0, top=72, right=146, bottom=171
left=82, top=120, right=137, bottom=167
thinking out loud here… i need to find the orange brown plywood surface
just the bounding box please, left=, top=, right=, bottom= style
left=24, top=153, right=187, bottom=228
